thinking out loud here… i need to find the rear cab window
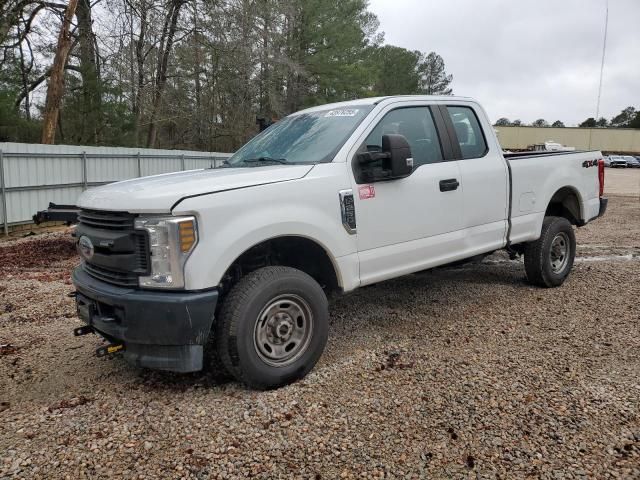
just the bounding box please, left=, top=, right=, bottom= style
left=446, top=106, right=488, bottom=159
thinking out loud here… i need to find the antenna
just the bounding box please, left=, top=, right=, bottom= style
left=595, top=0, right=609, bottom=122
left=590, top=0, right=609, bottom=149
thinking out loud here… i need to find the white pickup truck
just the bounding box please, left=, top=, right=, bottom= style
left=72, top=95, right=607, bottom=389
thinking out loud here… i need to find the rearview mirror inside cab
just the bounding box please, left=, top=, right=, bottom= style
left=355, top=134, right=413, bottom=183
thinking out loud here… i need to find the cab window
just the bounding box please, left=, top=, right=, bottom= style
left=362, top=107, right=444, bottom=167
left=446, top=106, right=488, bottom=159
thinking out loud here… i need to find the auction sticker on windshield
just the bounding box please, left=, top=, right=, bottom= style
left=325, top=109, right=359, bottom=117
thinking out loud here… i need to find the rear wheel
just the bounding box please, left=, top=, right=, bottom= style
left=524, top=216, right=576, bottom=288
left=216, top=266, right=328, bottom=389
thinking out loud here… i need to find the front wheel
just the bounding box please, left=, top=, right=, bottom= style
left=524, top=216, right=576, bottom=288
left=216, top=266, right=329, bottom=389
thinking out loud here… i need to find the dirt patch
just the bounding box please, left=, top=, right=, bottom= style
left=0, top=235, right=77, bottom=278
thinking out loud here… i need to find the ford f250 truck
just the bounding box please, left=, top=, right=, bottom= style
left=71, top=96, right=607, bottom=389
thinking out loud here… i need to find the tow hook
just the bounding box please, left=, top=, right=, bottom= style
left=73, top=325, right=94, bottom=336
left=96, top=344, right=125, bottom=358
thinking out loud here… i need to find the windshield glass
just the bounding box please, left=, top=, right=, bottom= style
left=227, top=105, right=373, bottom=167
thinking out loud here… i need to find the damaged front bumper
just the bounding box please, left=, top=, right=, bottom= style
left=71, top=266, right=218, bottom=372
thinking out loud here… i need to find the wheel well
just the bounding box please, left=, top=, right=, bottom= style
left=220, top=236, right=340, bottom=297
left=545, top=187, right=582, bottom=225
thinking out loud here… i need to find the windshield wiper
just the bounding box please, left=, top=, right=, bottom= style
left=242, top=156, right=289, bottom=165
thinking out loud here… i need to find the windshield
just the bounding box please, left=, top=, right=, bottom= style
left=227, top=105, right=373, bottom=167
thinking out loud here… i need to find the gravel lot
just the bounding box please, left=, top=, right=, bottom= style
left=1, top=180, right=639, bottom=478
left=603, top=167, right=640, bottom=196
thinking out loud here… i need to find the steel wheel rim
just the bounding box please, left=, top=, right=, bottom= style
left=549, top=232, right=570, bottom=273
left=253, top=294, right=313, bottom=367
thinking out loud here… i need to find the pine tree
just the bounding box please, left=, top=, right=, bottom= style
left=418, top=52, right=452, bottom=95
left=369, top=45, right=421, bottom=96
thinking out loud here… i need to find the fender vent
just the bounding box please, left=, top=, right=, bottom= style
left=339, top=190, right=356, bottom=234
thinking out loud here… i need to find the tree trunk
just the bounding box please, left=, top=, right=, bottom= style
left=192, top=2, right=202, bottom=148
left=284, top=9, right=303, bottom=113
left=16, top=20, right=31, bottom=120
left=76, top=0, right=102, bottom=144
left=146, top=0, right=184, bottom=148
left=133, top=0, right=148, bottom=146
left=258, top=0, right=268, bottom=116
left=41, top=0, right=79, bottom=144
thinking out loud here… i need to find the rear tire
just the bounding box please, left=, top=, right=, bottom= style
left=524, top=216, right=576, bottom=288
left=216, top=266, right=329, bottom=389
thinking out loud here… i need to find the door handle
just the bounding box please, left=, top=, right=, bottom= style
left=439, top=178, right=460, bottom=192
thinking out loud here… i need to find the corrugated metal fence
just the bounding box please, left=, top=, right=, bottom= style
left=0, top=143, right=232, bottom=234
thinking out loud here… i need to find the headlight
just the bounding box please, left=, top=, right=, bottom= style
left=134, top=216, right=198, bottom=289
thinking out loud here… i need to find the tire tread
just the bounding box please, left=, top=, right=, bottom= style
left=524, top=216, right=575, bottom=288
left=216, top=266, right=327, bottom=389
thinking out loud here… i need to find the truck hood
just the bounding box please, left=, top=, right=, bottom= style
left=77, top=164, right=314, bottom=213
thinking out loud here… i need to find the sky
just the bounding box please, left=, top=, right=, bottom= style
left=367, top=0, right=640, bottom=126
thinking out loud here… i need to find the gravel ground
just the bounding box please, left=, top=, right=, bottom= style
left=1, top=195, right=639, bottom=479
left=603, top=168, right=640, bottom=197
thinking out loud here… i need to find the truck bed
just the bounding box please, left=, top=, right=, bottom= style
left=503, top=150, right=597, bottom=160
left=505, top=150, right=602, bottom=246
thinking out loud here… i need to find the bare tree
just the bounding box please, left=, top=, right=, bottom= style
left=16, top=19, right=33, bottom=119
left=41, top=0, right=79, bottom=144
left=130, top=0, right=149, bottom=144
left=76, top=0, right=102, bottom=143
left=146, top=0, right=188, bottom=147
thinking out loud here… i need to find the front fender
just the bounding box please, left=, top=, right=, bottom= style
left=173, top=171, right=357, bottom=291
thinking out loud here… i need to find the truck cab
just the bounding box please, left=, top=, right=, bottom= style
left=72, top=96, right=607, bottom=389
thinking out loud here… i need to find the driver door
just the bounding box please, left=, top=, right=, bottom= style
left=350, top=105, right=465, bottom=285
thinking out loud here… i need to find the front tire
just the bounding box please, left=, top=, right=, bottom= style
left=216, top=266, right=329, bottom=389
left=524, top=216, right=576, bottom=288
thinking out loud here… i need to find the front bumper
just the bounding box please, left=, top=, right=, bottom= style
left=72, top=266, right=218, bottom=372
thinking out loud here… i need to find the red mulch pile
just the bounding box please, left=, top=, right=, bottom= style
left=0, top=236, right=77, bottom=270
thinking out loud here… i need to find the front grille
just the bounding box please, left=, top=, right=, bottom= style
left=78, top=209, right=149, bottom=287
left=84, top=263, right=139, bottom=287
left=78, top=209, right=135, bottom=230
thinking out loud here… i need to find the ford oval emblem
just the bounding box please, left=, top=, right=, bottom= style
left=78, top=235, right=94, bottom=261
